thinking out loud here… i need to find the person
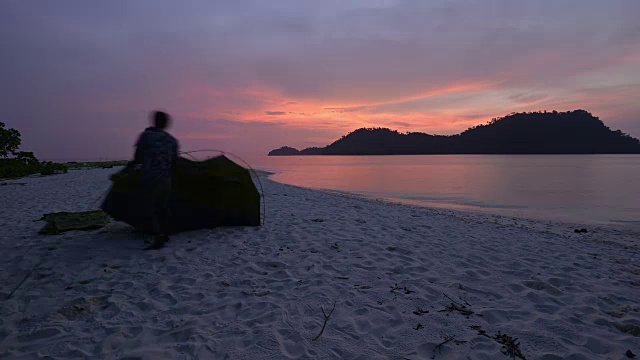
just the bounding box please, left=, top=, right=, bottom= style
left=133, top=111, right=179, bottom=250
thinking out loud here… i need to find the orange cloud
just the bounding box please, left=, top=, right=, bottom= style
left=179, top=133, right=239, bottom=140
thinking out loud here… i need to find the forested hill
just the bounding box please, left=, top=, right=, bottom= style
left=268, top=110, right=640, bottom=155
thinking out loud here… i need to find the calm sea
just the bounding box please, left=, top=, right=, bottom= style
left=252, top=155, right=640, bottom=227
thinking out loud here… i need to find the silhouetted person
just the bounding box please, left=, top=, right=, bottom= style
left=133, top=111, right=179, bottom=250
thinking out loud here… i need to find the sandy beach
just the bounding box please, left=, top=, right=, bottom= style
left=1, top=167, right=639, bottom=359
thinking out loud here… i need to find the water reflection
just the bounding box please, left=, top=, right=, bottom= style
left=254, top=155, right=640, bottom=226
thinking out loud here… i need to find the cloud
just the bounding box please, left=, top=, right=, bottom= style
left=389, top=121, right=413, bottom=128
left=324, top=106, right=369, bottom=113
left=508, top=93, right=549, bottom=104
left=0, top=0, right=639, bottom=159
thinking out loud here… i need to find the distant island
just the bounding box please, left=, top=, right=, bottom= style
left=269, top=110, right=640, bottom=155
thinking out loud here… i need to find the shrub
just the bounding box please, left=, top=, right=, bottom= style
left=0, top=123, right=68, bottom=178
left=39, top=161, right=69, bottom=176
left=0, top=122, right=21, bottom=158
left=0, top=152, right=68, bottom=178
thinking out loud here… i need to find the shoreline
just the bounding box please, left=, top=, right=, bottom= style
left=265, top=172, right=640, bottom=244
left=0, top=168, right=638, bottom=359
left=259, top=153, right=640, bottom=230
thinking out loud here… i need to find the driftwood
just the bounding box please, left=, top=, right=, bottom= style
left=431, top=335, right=467, bottom=359
left=470, top=326, right=527, bottom=359
left=439, top=293, right=480, bottom=318
left=493, top=332, right=527, bottom=359
left=312, top=301, right=337, bottom=341
left=413, top=307, right=430, bottom=316
left=390, top=283, right=415, bottom=294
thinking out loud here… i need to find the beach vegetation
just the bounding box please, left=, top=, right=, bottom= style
left=0, top=122, right=68, bottom=178
left=65, top=160, right=130, bottom=170
left=0, top=122, right=21, bottom=157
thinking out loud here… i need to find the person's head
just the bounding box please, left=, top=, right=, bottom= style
left=151, top=111, right=171, bottom=129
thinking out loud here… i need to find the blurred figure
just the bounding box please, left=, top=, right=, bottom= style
left=133, top=111, right=179, bottom=250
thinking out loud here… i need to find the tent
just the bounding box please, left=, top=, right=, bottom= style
left=39, top=210, right=111, bottom=235
left=101, top=155, right=261, bottom=234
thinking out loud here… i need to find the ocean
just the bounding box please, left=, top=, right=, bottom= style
left=253, top=155, right=640, bottom=227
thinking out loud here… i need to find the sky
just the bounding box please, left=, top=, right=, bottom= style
left=1, top=0, right=639, bottom=160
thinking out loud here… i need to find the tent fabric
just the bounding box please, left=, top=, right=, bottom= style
left=101, top=155, right=261, bottom=234
left=39, top=210, right=111, bottom=235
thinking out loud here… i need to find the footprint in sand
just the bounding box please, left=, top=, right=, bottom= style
left=274, top=328, right=307, bottom=359
left=55, top=296, right=110, bottom=321
left=522, top=280, right=562, bottom=295
left=17, top=327, right=62, bottom=342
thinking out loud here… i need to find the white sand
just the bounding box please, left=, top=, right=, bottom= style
left=0, top=168, right=639, bottom=359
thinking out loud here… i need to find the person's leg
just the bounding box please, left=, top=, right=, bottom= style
left=137, top=182, right=158, bottom=236
left=144, top=178, right=171, bottom=250
left=153, top=178, right=171, bottom=238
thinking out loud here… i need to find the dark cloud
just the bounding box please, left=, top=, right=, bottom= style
left=265, top=111, right=287, bottom=116
left=389, top=121, right=413, bottom=128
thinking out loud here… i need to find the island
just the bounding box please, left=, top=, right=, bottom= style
left=268, top=110, right=640, bottom=155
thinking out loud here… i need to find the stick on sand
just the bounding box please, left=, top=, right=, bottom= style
left=312, top=300, right=337, bottom=341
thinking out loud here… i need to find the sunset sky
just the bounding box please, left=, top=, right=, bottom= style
left=1, top=0, right=639, bottom=160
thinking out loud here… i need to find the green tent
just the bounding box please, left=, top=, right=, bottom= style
left=39, top=210, right=111, bottom=235
left=101, top=155, right=261, bottom=233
